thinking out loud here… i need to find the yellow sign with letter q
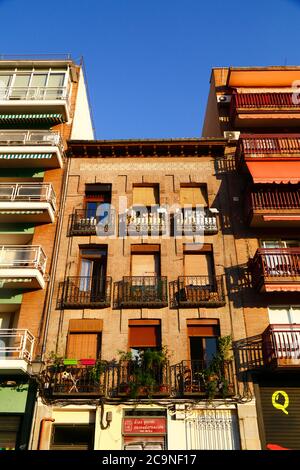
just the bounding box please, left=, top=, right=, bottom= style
left=272, top=391, right=289, bottom=415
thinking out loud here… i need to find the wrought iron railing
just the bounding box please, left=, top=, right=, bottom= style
left=116, top=276, right=168, bottom=307
left=170, top=275, right=225, bottom=307
left=0, top=182, right=56, bottom=210
left=69, top=208, right=115, bottom=236
left=170, top=360, right=235, bottom=397
left=41, top=361, right=107, bottom=396
left=249, top=248, right=300, bottom=289
left=262, top=324, right=300, bottom=366
left=0, top=329, right=35, bottom=362
left=59, top=276, right=112, bottom=309
left=174, top=209, right=218, bottom=235
left=0, top=245, right=47, bottom=274
left=233, top=335, right=264, bottom=373
left=107, top=361, right=170, bottom=397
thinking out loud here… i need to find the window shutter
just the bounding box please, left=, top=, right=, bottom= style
left=187, top=319, right=220, bottom=337
left=68, top=319, right=103, bottom=332
left=129, top=320, right=161, bottom=348
left=131, top=254, right=159, bottom=276
left=66, top=333, right=99, bottom=360
left=184, top=253, right=213, bottom=277
left=133, top=186, right=159, bottom=205
left=180, top=187, right=208, bottom=206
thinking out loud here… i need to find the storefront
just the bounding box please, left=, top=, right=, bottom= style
left=255, top=375, right=300, bottom=450
left=122, top=409, right=167, bottom=450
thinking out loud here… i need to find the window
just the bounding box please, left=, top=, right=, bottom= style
left=66, top=319, right=102, bottom=360
left=131, top=245, right=160, bottom=277
left=129, top=320, right=161, bottom=349
left=262, top=240, right=300, bottom=248
left=267, top=307, right=300, bottom=359
left=85, top=184, right=112, bottom=219
left=50, top=424, right=94, bottom=450
left=183, top=245, right=215, bottom=287
left=180, top=185, right=208, bottom=207
left=0, top=415, right=21, bottom=450
left=268, top=306, right=300, bottom=324
left=132, top=185, right=159, bottom=207
left=79, top=247, right=107, bottom=294
left=187, top=320, right=220, bottom=365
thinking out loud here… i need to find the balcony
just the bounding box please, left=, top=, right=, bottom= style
left=124, top=209, right=168, bottom=236
left=41, top=360, right=107, bottom=397
left=0, top=130, right=64, bottom=168
left=230, top=93, right=300, bottom=127
left=170, top=360, right=235, bottom=398
left=262, top=324, right=300, bottom=369
left=170, top=275, right=225, bottom=308
left=107, top=361, right=170, bottom=398
left=0, top=86, right=70, bottom=121
left=59, top=276, right=112, bottom=309
left=237, top=135, right=300, bottom=163
left=69, top=208, right=115, bottom=236
left=0, top=183, right=56, bottom=224
left=0, top=245, right=47, bottom=289
left=246, top=185, right=300, bottom=227
left=174, top=209, right=218, bottom=236
left=249, top=248, right=300, bottom=292
left=0, top=329, right=35, bottom=374
left=115, top=276, right=168, bottom=308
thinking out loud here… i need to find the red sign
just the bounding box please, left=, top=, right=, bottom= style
left=123, top=418, right=166, bottom=435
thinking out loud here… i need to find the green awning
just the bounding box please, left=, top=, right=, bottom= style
left=0, top=153, right=52, bottom=160
left=0, top=113, right=63, bottom=125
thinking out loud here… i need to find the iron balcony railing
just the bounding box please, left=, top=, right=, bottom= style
left=231, top=93, right=300, bottom=112
left=0, top=245, right=47, bottom=274
left=42, top=361, right=107, bottom=397
left=174, top=209, right=218, bottom=235
left=0, top=182, right=56, bottom=210
left=249, top=248, right=300, bottom=289
left=0, top=130, right=63, bottom=150
left=233, top=335, right=264, bottom=373
left=170, top=360, right=235, bottom=397
left=262, top=324, right=300, bottom=367
left=0, top=86, right=69, bottom=103
left=125, top=208, right=168, bottom=236
left=69, top=208, right=116, bottom=236
left=107, top=361, right=170, bottom=398
left=59, top=276, right=112, bottom=309
left=236, top=135, right=300, bottom=166
left=170, top=275, right=225, bottom=307
left=116, top=276, right=168, bottom=308
left=247, top=185, right=300, bottom=212
left=0, top=329, right=35, bottom=362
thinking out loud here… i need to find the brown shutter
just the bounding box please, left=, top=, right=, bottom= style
left=66, top=333, right=99, bottom=359
left=133, top=186, right=159, bottom=205
left=184, top=253, right=213, bottom=277
left=129, top=320, right=161, bottom=347
left=180, top=187, right=208, bottom=206
left=68, top=319, right=103, bottom=332
left=187, top=319, right=220, bottom=337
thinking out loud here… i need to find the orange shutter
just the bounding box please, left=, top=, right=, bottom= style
left=184, top=253, right=213, bottom=277
left=129, top=325, right=161, bottom=348
left=133, top=186, right=159, bottom=205
left=187, top=319, right=220, bottom=337
left=180, top=187, right=208, bottom=206
left=68, top=319, right=103, bottom=332
left=66, top=333, right=100, bottom=359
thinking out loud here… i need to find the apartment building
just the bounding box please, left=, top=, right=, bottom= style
left=0, top=55, right=93, bottom=450
left=32, top=138, right=261, bottom=450
left=203, top=66, right=300, bottom=450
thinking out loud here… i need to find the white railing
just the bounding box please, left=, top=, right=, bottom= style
left=0, top=183, right=56, bottom=210
left=0, top=245, right=47, bottom=274
left=175, top=209, right=218, bottom=233
left=0, top=86, right=69, bottom=103
left=0, top=329, right=35, bottom=362
left=126, top=209, right=168, bottom=230
left=0, top=130, right=62, bottom=149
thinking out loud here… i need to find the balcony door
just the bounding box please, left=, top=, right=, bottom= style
left=184, top=252, right=214, bottom=287
left=79, top=248, right=107, bottom=301
left=268, top=307, right=300, bottom=359
left=0, top=313, right=11, bottom=357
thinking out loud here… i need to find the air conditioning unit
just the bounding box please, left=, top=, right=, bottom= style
left=223, top=131, right=240, bottom=141
left=217, top=94, right=231, bottom=104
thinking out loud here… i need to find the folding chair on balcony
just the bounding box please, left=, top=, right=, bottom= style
left=62, top=359, right=79, bottom=393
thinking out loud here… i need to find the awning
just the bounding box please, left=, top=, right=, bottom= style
left=246, top=161, right=300, bottom=184
left=0, top=154, right=52, bottom=160
left=0, top=113, right=63, bottom=126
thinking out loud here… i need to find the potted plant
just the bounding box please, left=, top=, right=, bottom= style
left=202, top=336, right=233, bottom=400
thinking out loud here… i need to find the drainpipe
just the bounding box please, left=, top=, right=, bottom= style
left=37, top=418, right=55, bottom=450
left=40, top=156, right=71, bottom=359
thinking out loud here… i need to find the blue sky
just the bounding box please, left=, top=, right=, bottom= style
left=1, top=0, right=300, bottom=139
